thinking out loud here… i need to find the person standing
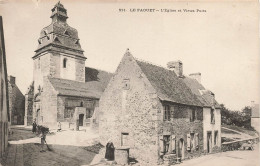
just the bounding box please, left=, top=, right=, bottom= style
left=32, top=120, right=37, bottom=134
left=105, top=141, right=115, bottom=160
left=57, top=122, right=61, bottom=132
left=40, top=128, right=47, bottom=152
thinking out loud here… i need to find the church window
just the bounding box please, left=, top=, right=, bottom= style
left=54, top=37, right=61, bottom=43
left=63, top=58, right=67, bottom=68
left=64, top=30, right=70, bottom=36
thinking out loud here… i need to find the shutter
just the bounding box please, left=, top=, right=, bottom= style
left=159, top=135, right=164, bottom=155
left=171, top=135, right=176, bottom=153
left=195, top=133, right=199, bottom=149
left=187, top=134, right=191, bottom=151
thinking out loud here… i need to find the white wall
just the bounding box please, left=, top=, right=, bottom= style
left=251, top=118, right=260, bottom=133
left=60, top=55, right=76, bottom=81
left=203, top=107, right=221, bottom=152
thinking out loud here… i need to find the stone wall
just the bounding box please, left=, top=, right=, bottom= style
left=57, top=96, right=98, bottom=128
left=38, top=77, right=58, bottom=128
left=99, top=53, right=160, bottom=165
left=24, top=82, right=34, bottom=126
left=158, top=103, right=204, bottom=160
left=8, top=78, right=25, bottom=125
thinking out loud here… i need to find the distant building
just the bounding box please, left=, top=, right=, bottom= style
left=8, top=75, right=25, bottom=125
left=24, top=2, right=112, bottom=128
left=96, top=50, right=221, bottom=164
left=251, top=101, right=260, bottom=133
left=0, top=16, right=10, bottom=158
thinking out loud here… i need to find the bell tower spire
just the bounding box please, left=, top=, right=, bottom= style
left=50, top=1, right=68, bottom=23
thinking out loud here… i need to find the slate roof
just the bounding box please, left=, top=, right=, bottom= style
left=182, top=77, right=221, bottom=108
left=136, top=60, right=204, bottom=107
left=48, top=77, right=103, bottom=99
left=34, top=2, right=85, bottom=58
left=252, top=104, right=259, bottom=118
left=85, top=67, right=114, bottom=90
left=48, top=67, right=113, bottom=99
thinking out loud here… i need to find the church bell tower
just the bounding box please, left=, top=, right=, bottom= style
left=32, top=1, right=86, bottom=94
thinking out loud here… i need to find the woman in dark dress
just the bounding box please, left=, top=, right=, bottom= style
left=105, top=141, right=115, bottom=160
left=32, top=120, right=37, bottom=134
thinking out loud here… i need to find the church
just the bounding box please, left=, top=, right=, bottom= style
left=24, top=2, right=112, bottom=128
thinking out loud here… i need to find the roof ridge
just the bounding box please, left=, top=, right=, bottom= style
left=134, top=57, right=170, bottom=71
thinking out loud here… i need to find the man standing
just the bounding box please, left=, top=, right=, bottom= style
left=32, top=120, right=37, bottom=134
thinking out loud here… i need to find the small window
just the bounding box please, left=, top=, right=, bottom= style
left=75, top=39, right=80, bottom=45
left=163, top=105, right=170, bottom=121
left=211, top=109, right=215, bottom=124
left=163, top=135, right=170, bottom=154
left=121, top=133, right=129, bottom=146
left=214, top=131, right=218, bottom=145
left=64, top=30, right=70, bottom=36
left=190, top=109, right=196, bottom=122
left=122, top=79, right=130, bottom=90
left=54, top=37, right=61, bottom=43
left=63, top=58, right=67, bottom=68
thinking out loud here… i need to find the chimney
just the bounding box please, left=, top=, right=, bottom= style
left=189, top=73, right=201, bottom=84
left=8, top=75, right=16, bottom=84
left=167, top=61, right=183, bottom=77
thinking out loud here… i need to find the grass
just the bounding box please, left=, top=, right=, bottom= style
left=221, top=128, right=240, bottom=135
left=222, top=124, right=258, bottom=137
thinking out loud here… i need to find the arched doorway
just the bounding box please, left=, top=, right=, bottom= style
left=79, top=114, right=84, bottom=126
left=178, top=138, right=185, bottom=160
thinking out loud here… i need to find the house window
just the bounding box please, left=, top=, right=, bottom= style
left=187, top=133, right=199, bottom=152
left=122, top=79, right=130, bottom=90
left=190, top=109, right=196, bottom=122
left=63, top=58, right=67, bottom=68
left=214, top=131, right=218, bottom=145
left=163, top=105, right=170, bottom=121
left=163, top=135, right=170, bottom=154
left=86, top=109, right=93, bottom=119
left=211, top=109, right=215, bottom=124
left=121, top=133, right=129, bottom=146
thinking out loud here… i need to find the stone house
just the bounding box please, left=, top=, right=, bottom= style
left=24, top=2, right=112, bottom=128
left=251, top=101, right=259, bottom=133
left=0, top=16, right=10, bottom=157
left=8, top=76, right=25, bottom=125
left=96, top=50, right=221, bottom=164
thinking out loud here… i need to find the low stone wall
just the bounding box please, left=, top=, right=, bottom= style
left=222, top=137, right=259, bottom=152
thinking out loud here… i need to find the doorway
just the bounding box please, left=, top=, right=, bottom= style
left=36, top=109, right=40, bottom=124
left=207, top=132, right=212, bottom=153
left=79, top=114, right=84, bottom=126
left=178, top=138, right=185, bottom=160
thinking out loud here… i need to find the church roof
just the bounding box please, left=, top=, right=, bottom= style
left=136, top=60, right=204, bottom=107
left=48, top=77, right=104, bottom=99
left=48, top=67, right=113, bottom=99
left=34, top=2, right=85, bottom=59
left=85, top=67, right=114, bottom=91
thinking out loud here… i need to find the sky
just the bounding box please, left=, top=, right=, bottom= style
left=0, top=0, right=259, bottom=111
